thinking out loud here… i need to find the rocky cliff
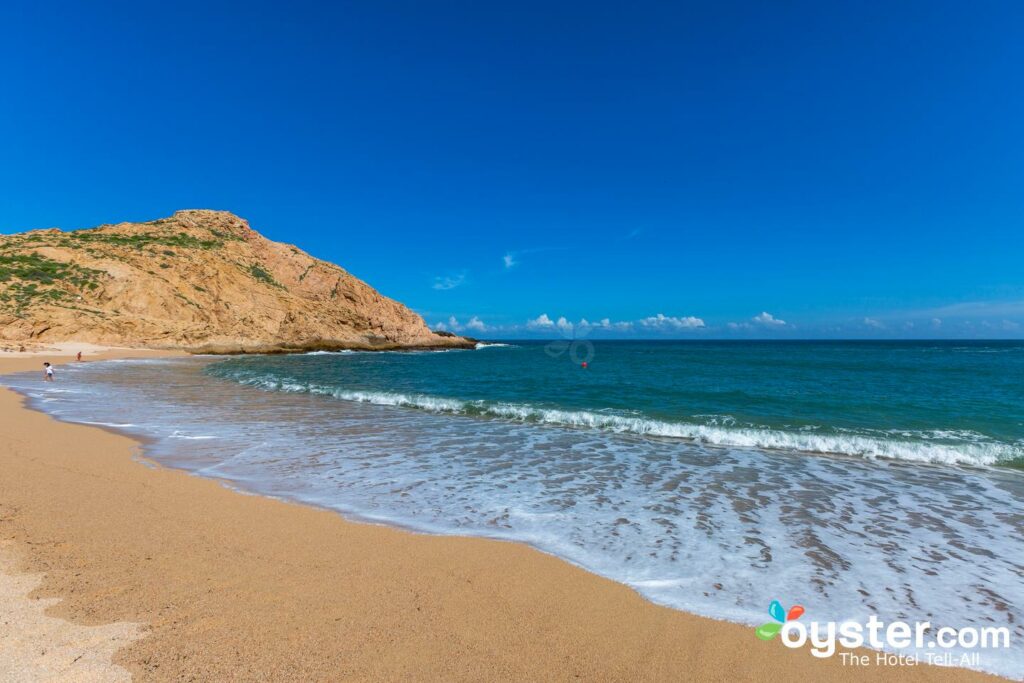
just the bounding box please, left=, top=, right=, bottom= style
left=0, top=210, right=471, bottom=352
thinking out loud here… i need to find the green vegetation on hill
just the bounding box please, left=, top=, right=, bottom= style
left=66, top=229, right=223, bottom=250
left=208, top=228, right=246, bottom=242
left=247, top=263, right=283, bottom=288
left=0, top=251, right=106, bottom=315
left=0, top=225, right=231, bottom=318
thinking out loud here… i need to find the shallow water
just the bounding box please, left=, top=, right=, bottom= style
left=4, top=342, right=1023, bottom=678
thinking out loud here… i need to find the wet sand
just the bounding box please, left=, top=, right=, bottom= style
left=0, top=349, right=1005, bottom=681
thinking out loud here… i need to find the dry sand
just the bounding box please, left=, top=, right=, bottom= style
left=0, top=540, right=140, bottom=682
left=0, top=348, right=1005, bottom=681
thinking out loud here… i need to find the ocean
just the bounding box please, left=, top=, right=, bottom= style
left=4, top=340, right=1023, bottom=678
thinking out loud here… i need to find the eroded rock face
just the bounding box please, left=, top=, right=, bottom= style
left=0, top=210, right=471, bottom=352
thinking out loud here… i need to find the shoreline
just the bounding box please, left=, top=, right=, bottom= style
left=1, top=336, right=478, bottom=357
left=0, top=349, right=1007, bottom=681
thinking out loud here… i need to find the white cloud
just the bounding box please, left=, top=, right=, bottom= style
left=465, top=316, right=488, bottom=332
left=639, top=313, right=705, bottom=330
left=526, top=314, right=641, bottom=334
left=435, top=315, right=488, bottom=333
left=524, top=312, right=710, bottom=335
left=931, top=318, right=942, bottom=328
left=752, top=311, right=786, bottom=326
left=863, top=317, right=884, bottom=329
left=580, top=317, right=634, bottom=331
left=503, top=252, right=517, bottom=269
left=527, top=313, right=555, bottom=329
left=729, top=312, right=786, bottom=330
left=432, top=273, right=465, bottom=290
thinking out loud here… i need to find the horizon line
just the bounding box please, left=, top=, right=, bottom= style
left=474, top=337, right=1024, bottom=342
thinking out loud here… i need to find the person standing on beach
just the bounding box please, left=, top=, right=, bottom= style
left=43, top=362, right=54, bottom=382
left=76, top=351, right=82, bottom=361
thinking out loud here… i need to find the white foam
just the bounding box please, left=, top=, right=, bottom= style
left=80, top=421, right=138, bottom=428
left=331, top=390, right=465, bottom=413
left=231, top=377, right=1021, bottom=467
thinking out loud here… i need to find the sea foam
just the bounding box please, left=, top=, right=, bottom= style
left=227, top=375, right=1021, bottom=467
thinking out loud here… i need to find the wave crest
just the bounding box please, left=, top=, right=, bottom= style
left=219, top=374, right=1021, bottom=467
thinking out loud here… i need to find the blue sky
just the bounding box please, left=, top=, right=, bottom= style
left=2, top=1, right=1022, bottom=338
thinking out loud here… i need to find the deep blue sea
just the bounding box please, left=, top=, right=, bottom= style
left=5, top=340, right=1023, bottom=677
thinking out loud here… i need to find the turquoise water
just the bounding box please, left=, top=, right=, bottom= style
left=4, top=341, right=1024, bottom=677
left=211, top=340, right=1024, bottom=467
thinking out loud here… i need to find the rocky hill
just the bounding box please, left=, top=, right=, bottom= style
left=0, top=210, right=471, bottom=353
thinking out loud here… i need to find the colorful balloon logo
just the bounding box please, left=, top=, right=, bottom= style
left=755, top=600, right=805, bottom=640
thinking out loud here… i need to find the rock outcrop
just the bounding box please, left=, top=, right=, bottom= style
left=0, top=210, right=472, bottom=352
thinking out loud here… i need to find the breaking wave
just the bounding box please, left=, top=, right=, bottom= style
left=220, top=375, right=1020, bottom=467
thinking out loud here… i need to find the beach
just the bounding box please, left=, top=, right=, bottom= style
left=4, top=0, right=1019, bottom=678
left=0, top=348, right=1007, bottom=681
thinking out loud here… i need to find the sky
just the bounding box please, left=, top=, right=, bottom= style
left=2, top=1, right=1022, bottom=339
